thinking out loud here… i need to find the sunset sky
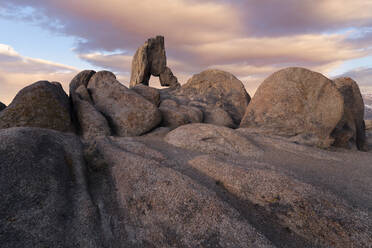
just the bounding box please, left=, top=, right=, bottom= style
left=1, top=0, right=372, bottom=104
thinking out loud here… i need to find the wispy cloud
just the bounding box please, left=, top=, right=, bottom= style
left=0, top=44, right=78, bottom=104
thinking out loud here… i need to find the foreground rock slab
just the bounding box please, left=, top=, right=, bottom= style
left=84, top=136, right=274, bottom=248
left=165, top=123, right=263, bottom=157
left=240, top=67, right=344, bottom=148
left=0, top=128, right=104, bottom=248
left=0, top=81, right=75, bottom=133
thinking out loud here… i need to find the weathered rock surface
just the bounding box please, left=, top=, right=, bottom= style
left=159, top=66, right=180, bottom=88
left=87, top=71, right=162, bottom=136
left=130, top=36, right=180, bottom=88
left=84, top=136, right=274, bottom=248
left=189, top=101, right=235, bottom=127
left=0, top=128, right=104, bottom=248
left=147, top=36, right=166, bottom=76
left=0, top=81, right=75, bottom=133
left=69, top=70, right=96, bottom=100
left=332, top=77, right=366, bottom=150
left=0, top=101, right=6, bottom=111
left=130, top=43, right=150, bottom=87
left=188, top=155, right=372, bottom=248
left=159, top=99, right=203, bottom=129
left=2, top=123, right=372, bottom=247
left=3, top=49, right=372, bottom=247
left=240, top=67, right=344, bottom=148
left=179, top=69, right=250, bottom=125
left=69, top=71, right=110, bottom=139
left=74, top=98, right=111, bottom=139
left=131, top=84, right=160, bottom=106
left=165, top=123, right=263, bottom=157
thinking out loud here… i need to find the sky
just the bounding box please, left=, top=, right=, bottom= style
left=1, top=0, right=372, bottom=104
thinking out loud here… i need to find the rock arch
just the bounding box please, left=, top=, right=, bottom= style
left=129, top=36, right=180, bottom=89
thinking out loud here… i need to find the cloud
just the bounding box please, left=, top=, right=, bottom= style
left=182, top=34, right=365, bottom=66
left=1, top=0, right=241, bottom=52
left=1, top=0, right=372, bottom=100
left=0, top=44, right=78, bottom=104
left=78, top=52, right=132, bottom=74
left=235, top=0, right=372, bottom=36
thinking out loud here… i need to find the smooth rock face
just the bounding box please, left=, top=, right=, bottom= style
left=180, top=69, right=251, bottom=125
left=0, top=128, right=104, bottom=248
left=240, top=67, right=344, bottom=148
left=69, top=70, right=96, bottom=100
left=0, top=81, right=75, bottom=133
left=69, top=71, right=110, bottom=139
left=131, top=84, right=160, bottom=106
left=165, top=123, right=263, bottom=157
left=74, top=97, right=111, bottom=139
left=130, top=45, right=150, bottom=87
left=159, top=99, right=203, bottom=128
left=332, top=77, right=366, bottom=150
left=87, top=71, right=162, bottom=136
left=0, top=101, right=6, bottom=111
left=147, top=36, right=166, bottom=76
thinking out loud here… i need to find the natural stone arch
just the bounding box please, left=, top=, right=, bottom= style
left=129, top=36, right=180, bottom=89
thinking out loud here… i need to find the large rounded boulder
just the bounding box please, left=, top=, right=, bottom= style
left=87, top=71, right=161, bottom=137
left=179, top=69, right=251, bottom=125
left=332, top=77, right=366, bottom=150
left=0, top=81, right=75, bottom=133
left=240, top=67, right=344, bottom=148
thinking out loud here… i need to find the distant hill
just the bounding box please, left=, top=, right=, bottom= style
left=363, top=94, right=372, bottom=120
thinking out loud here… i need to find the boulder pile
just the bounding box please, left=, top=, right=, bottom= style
left=1, top=36, right=371, bottom=248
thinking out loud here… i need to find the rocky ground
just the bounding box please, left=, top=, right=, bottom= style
left=1, top=36, right=372, bottom=247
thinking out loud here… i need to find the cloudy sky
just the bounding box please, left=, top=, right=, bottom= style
left=1, top=0, right=372, bottom=104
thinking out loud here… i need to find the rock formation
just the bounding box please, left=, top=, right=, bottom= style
left=0, top=127, right=106, bottom=248
left=165, top=123, right=263, bottom=157
left=159, top=99, right=203, bottom=128
left=1, top=38, right=372, bottom=247
left=131, top=84, right=161, bottom=106
left=69, top=70, right=111, bottom=139
left=87, top=71, right=162, bottom=137
left=240, top=67, right=344, bottom=148
left=0, top=101, right=6, bottom=111
left=178, top=69, right=251, bottom=126
left=332, top=77, right=366, bottom=150
left=130, top=36, right=180, bottom=88
left=0, top=81, right=75, bottom=133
